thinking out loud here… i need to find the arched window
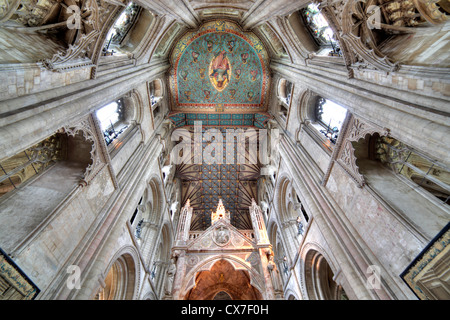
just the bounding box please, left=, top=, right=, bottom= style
left=149, top=79, right=164, bottom=106
left=102, top=2, right=141, bottom=56
left=304, top=250, right=347, bottom=300
left=301, top=3, right=341, bottom=56
left=278, top=79, right=293, bottom=105
left=312, top=97, right=347, bottom=145
left=149, top=79, right=164, bottom=127
left=276, top=79, right=293, bottom=123
left=294, top=193, right=309, bottom=236
left=276, top=177, right=306, bottom=257
left=94, top=254, right=137, bottom=300
left=96, top=99, right=129, bottom=146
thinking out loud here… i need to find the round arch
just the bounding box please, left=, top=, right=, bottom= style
left=95, top=245, right=140, bottom=300
left=122, top=89, right=145, bottom=126
left=147, top=175, right=165, bottom=225
left=297, top=88, right=320, bottom=125
left=149, top=78, right=164, bottom=99
left=285, top=288, right=300, bottom=300
left=274, top=174, right=294, bottom=223
left=300, top=244, right=347, bottom=300
left=182, top=258, right=263, bottom=300
left=180, top=255, right=265, bottom=300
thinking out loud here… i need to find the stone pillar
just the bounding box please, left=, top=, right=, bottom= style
left=175, top=200, right=193, bottom=246
left=249, top=199, right=281, bottom=299
left=170, top=249, right=187, bottom=300
left=249, top=198, right=270, bottom=245
left=170, top=200, right=193, bottom=300
left=258, top=247, right=279, bottom=300
left=162, top=257, right=177, bottom=300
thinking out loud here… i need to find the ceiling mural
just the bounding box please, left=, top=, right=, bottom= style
left=168, top=20, right=271, bottom=113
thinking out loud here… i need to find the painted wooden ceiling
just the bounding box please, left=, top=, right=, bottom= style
left=176, top=127, right=260, bottom=231
left=168, top=21, right=271, bottom=230
left=168, top=20, right=271, bottom=113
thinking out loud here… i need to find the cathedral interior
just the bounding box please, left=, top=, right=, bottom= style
left=0, top=0, right=449, bottom=301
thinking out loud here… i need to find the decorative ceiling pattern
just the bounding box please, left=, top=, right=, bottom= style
left=168, top=20, right=271, bottom=113
left=168, top=112, right=271, bottom=128
left=176, top=128, right=260, bottom=231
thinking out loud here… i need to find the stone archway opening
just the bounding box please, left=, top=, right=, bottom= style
left=94, top=254, right=137, bottom=300
left=183, top=259, right=262, bottom=300
left=304, top=250, right=347, bottom=300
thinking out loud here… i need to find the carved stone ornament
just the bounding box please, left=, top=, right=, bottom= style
left=339, top=0, right=400, bottom=73
left=186, top=254, right=199, bottom=267
left=40, top=0, right=116, bottom=72
left=336, top=114, right=390, bottom=187
left=212, top=225, right=231, bottom=247
left=59, top=114, right=108, bottom=185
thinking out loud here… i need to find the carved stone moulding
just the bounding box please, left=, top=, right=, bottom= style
left=336, top=114, right=390, bottom=188
left=339, top=0, right=401, bottom=73
left=59, top=114, right=108, bottom=185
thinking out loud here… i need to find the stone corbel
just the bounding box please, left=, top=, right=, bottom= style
left=40, top=34, right=98, bottom=73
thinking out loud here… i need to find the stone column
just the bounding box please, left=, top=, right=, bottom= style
left=170, top=249, right=187, bottom=300
left=257, top=247, right=279, bottom=300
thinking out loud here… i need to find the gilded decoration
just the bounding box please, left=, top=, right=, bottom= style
left=169, top=20, right=270, bottom=112
left=401, top=222, right=450, bottom=300
left=0, top=248, right=39, bottom=299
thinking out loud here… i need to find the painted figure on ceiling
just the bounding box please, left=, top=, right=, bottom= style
left=209, top=50, right=231, bottom=91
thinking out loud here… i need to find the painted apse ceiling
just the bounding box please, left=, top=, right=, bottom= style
left=167, top=20, right=272, bottom=231
left=168, top=20, right=271, bottom=114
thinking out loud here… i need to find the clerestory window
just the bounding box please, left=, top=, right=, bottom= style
left=96, top=99, right=128, bottom=146
left=313, top=97, right=347, bottom=144
left=102, top=2, right=141, bottom=56
left=301, top=3, right=341, bottom=56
